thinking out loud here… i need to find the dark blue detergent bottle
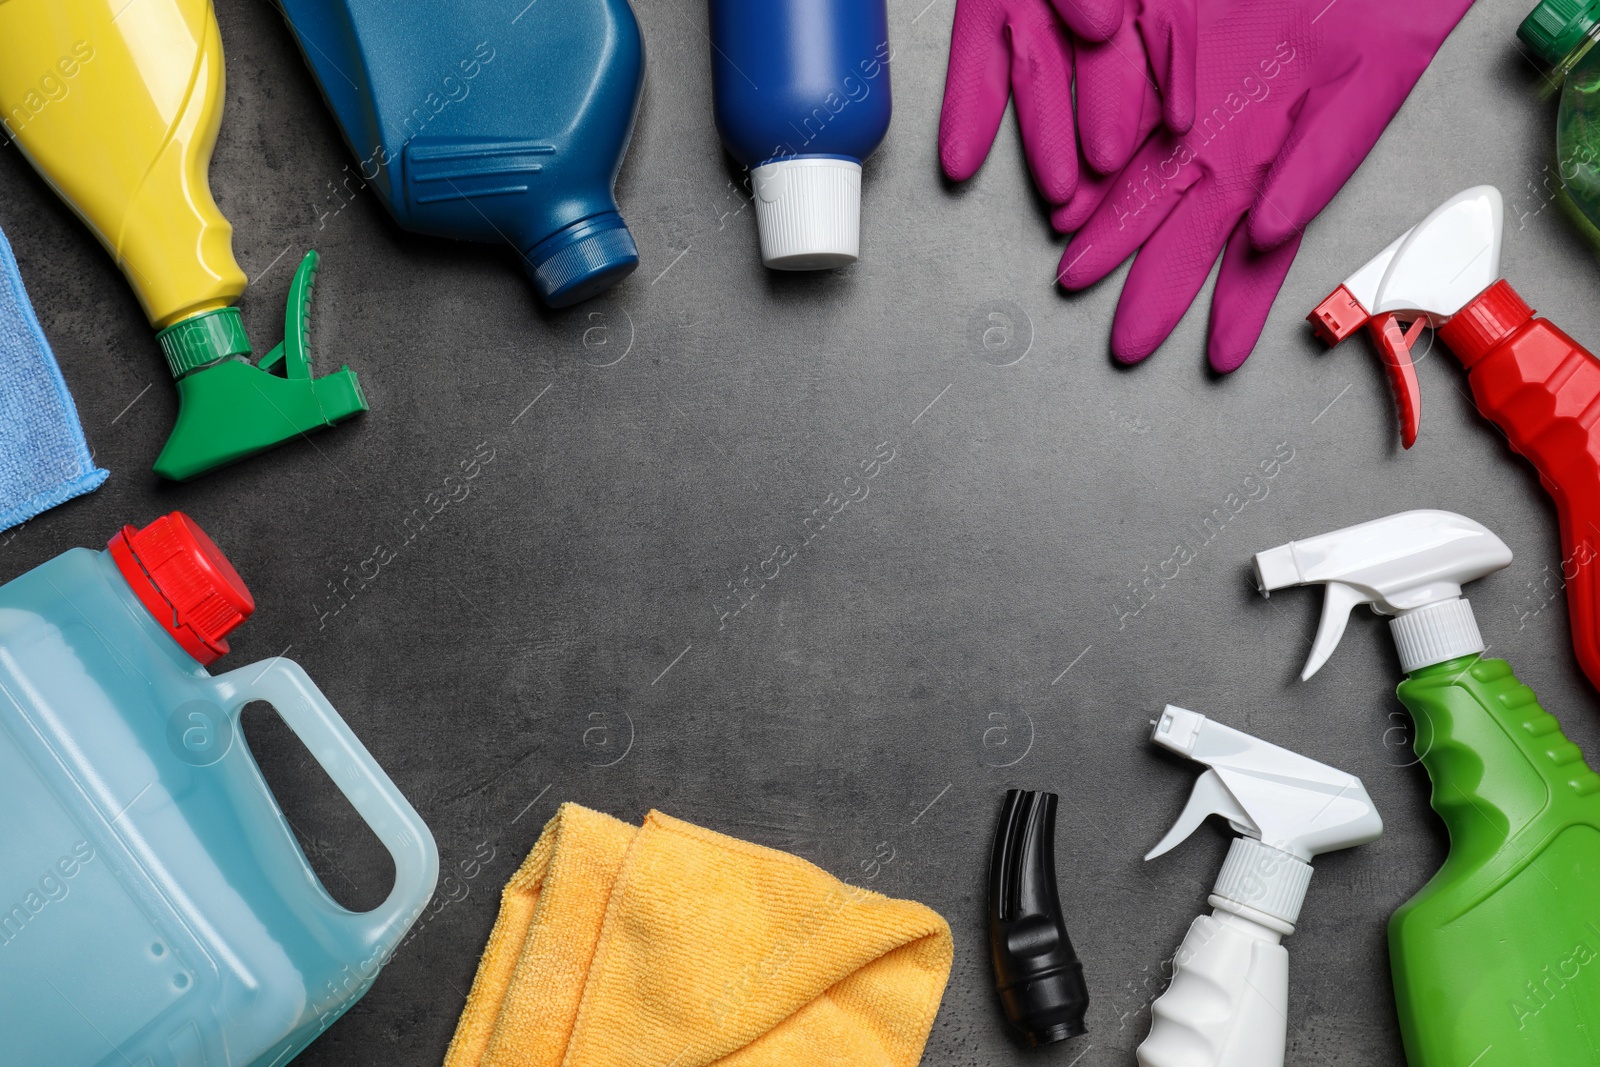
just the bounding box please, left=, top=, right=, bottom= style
left=278, top=0, right=645, bottom=308
left=709, top=0, right=892, bottom=270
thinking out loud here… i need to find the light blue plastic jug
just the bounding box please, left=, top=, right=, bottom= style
left=0, top=513, right=438, bottom=1067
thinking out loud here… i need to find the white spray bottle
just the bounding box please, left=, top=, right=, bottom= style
left=1137, top=706, right=1383, bottom=1067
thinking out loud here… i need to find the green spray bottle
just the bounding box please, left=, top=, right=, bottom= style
left=1253, top=509, right=1600, bottom=1066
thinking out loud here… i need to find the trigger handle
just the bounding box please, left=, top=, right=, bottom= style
left=1307, top=286, right=1425, bottom=450
left=258, top=251, right=320, bottom=377
left=1145, top=769, right=1255, bottom=862
left=1368, top=314, right=1425, bottom=450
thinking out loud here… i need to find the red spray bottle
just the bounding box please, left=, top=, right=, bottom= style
left=1310, top=186, right=1600, bottom=695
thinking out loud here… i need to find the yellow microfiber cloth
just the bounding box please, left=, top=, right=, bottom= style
left=446, top=803, right=954, bottom=1067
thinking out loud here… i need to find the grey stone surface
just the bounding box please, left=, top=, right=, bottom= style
left=0, top=0, right=1588, bottom=1063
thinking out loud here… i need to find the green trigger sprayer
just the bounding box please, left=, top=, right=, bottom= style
left=1256, top=509, right=1600, bottom=1067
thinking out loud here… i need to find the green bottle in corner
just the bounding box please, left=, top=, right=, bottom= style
left=1521, top=0, right=1600, bottom=241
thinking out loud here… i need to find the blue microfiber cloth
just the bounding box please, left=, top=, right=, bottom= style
left=0, top=223, right=107, bottom=532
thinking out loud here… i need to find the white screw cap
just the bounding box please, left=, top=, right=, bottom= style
left=751, top=158, right=862, bottom=271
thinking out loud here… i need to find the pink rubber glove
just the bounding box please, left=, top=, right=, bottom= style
left=940, top=0, right=1196, bottom=205
left=1056, top=0, right=1473, bottom=371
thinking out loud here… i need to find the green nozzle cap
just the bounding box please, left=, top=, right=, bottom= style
left=1520, top=0, right=1600, bottom=66
left=153, top=251, right=369, bottom=481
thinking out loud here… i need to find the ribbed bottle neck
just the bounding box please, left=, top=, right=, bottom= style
left=1390, top=598, right=1485, bottom=674
left=1437, top=280, right=1533, bottom=368
left=1210, top=837, right=1310, bottom=933
left=157, top=306, right=251, bottom=379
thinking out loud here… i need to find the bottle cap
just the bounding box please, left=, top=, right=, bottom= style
left=1211, top=838, right=1313, bottom=928
left=1390, top=598, right=1486, bottom=673
left=1436, top=279, right=1534, bottom=368
left=157, top=307, right=252, bottom=379
left=108, top=512, right=254, bottom=665
left=751, top=158, right=862, bottom=270
left=524, top=212, right=639, bottom=308
left=1519, top=0, right=1600, bottom=66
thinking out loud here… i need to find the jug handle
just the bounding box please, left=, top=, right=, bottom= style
left=212, top=657, right=440, bottom=957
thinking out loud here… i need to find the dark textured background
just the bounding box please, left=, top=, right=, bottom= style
left=0, top=0, right=1589, bottom=1063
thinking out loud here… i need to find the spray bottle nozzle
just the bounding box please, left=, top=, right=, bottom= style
left=1148, top=707, right=1381, bottom=864
left=153, top=250, right=367, bottom=481
left=1254, top=509, right=1512, bottom=680
left=1147, top=706, right=1381, bottom=926
left=1307, top=186, right=1504, bottom=448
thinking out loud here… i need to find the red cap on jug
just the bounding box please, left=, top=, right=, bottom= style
left=108, top=512, right=255, bottom=665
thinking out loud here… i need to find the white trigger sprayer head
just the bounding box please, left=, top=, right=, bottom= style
left=1253, top=510, right=1513, bottom=680
left=1309, top=186, right=1503, bottom=449
left=1146, top=706, right=1381, bottom=864
left=1146, top=706, right=1381, bottom=928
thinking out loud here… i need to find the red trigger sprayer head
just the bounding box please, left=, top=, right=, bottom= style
left=1307, top=187, right=1505, bottom=448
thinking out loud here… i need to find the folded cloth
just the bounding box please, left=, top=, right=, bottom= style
left=447, top=804, right=954, bottom=1067
left=0, top=223, right=107, bottom=532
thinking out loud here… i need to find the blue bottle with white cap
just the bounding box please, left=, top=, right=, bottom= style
left=278, top=0, right=645, bottom=308
left=709, top=0, right=893, bottom=270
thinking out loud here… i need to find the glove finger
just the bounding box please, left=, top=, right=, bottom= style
left=939, top=0, right=1014, bottom=183
left=1110, top=179, right=1241, bottom=363
left=1057, top=132, right=1195, bottom=289
left=1051, top=0, right=1123, bottom=43
left=1074, top=11, right=1159, bottom=174
left=1208, top=215, right=1301, bottom=372
left=1009, top=5, right=1079, bottom=203
left=1054, top=87, right=1160, bottom=232
left=1140, top=0, right=1196, bottom=134
left=1052, top=155, right=1120, bottom=233
left=1244, top=65, right=1401, bottom=249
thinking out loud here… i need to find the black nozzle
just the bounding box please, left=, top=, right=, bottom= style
left=988, top=789, right=1089, bottom=1048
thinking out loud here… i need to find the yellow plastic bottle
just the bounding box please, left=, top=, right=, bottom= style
left=0, top=0, right=366, bottom=481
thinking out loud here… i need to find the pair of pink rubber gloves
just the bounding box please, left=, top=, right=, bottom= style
left=940, top=0, right=1474, bottom=371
